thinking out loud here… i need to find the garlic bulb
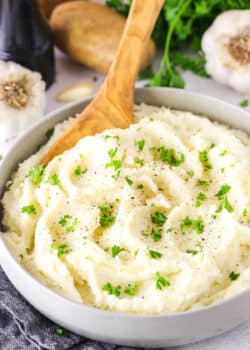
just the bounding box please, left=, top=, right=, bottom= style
left=0, top=61, right=46, bottom=145
left=201, top=10, right=250, bottom=94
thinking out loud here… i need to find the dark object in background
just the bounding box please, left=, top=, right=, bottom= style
left=0, top=0, right=55, bottom=88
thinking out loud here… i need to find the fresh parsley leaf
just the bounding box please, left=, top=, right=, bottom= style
left=151, top=211, right=167, bottom=226
left=151, top=146, right=185, bottom=166
left=199, top=150, right=212, bottom=170
left=135, top=139, right=145, bottom=151
left=149, top=249, right=163, bottom=259
left=124, top=283, right=137, bottom=296
left=28, top=165, right=46, bottom=185
left=102, top=282, right=121, bottom=297
left=21, top=205, right=36, bottom=214
left=59, top=215, right=72, bottom=227
left=186, top=249, right=198, bottom=255
left=240, top=99, right=249, bottom=107
left=134, top=157, right=144, bottom=166
left=111, top=245, right=125, bottom=258
left=125, top=176, right=133, bottom=185
left=56, top=328, right=68, bottom=336
left=99, top=203, right=116, bottom=228
left=181, top=216, right=204, bottom=234
left=151, top=228, right=162, bottom=242
left=48, top=173, right=60, bottom=186
left=108, top=148, right=118, bottom=158
left=155, top=272, right=170, bottom=290
left=229, top=271, right=240, bottom=281
left=196, top=179, right=209, bottom=189
left=138, top=65, right=154, bottom=80
left=51, top=243, right=70, bottom=257
left=243, top=208, right=248, bottom=217
left=195, top=192, right=207, bottom=207
left=216, top=184, right=231, bottom=199
left=45, top=128, right=54, bottom=140
left=137, top=184, right=144, bottom=190
left=74, top=165, right=87, bottom=176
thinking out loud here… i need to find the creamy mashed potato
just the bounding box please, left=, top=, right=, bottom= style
left=1, top=104, right=250, bottom=314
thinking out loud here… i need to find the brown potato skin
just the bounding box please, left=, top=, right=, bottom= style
left=49, top=1, right=156, bottom=73
left=38, top=0, right=83, bottom=19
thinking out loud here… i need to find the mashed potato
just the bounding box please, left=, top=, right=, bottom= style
left=1, top=104, right=250, bottom=314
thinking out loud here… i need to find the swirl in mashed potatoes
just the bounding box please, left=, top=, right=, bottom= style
left=1, top=104, right=250, bottom=314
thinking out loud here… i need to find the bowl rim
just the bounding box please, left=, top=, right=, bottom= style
left=1, top=87, right=250, bottom=321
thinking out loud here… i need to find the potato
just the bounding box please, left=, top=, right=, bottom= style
left=50, top=1, right=156, bottom=74
left=38, top=0, right=83, bottom=19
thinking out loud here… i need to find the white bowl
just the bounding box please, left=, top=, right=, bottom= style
left=0, top=88, right=250, bottom=348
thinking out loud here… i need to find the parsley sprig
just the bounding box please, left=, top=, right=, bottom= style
left=28, top=165, right=46, bottom=185
left=99, top=203, right=116, bottom=228
left=155, top=272, right=170, bottom=290
left=181, top=216, right=204, bottom=234
left=151, top=146, right=185, bottom=167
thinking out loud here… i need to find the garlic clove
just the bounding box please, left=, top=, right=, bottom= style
left=56, top=82, right=94, bottom=102
left=202, top=10, right=250, bottom=94
left=0, top=60, right=45, bottom=143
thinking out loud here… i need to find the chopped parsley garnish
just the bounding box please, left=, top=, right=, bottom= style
left=106, top=159, right=122, bottom=171
left=216, top=184, right=233, bottom=213
left=199, top=150, right=212, bottom=170
left=21, top=205, right=36, bottom=214
left=99, top=203, right=116, bottom=228
left=125, top=176, right=133, bottom=185
left=195, top=192, right=207, bottom=207
left=151, top=211, right=167, bottom=227
left=187, top=170, right=194, bottom=177
left=196, top=179, right=209, bottom=189
left=45, top=128, right=54, bottom=140
left=104, top=135, right=120, bottom=141
left=56, top=328, right=68, bottom=336
left=155, top=272, right=170, bottom=290
left=151, top=146, right=185, bottom=167
left=186, top=249, right=198, bottom=255
left=102, top=282, right=121, bottom=297
left=106, top=147, right=122, bottom=179
left=220, top=150, right=227, bottom=157
left=28, top=165, right=46, bottom=185
left=108, top=148, right=118, bottom=158
left=181, top=216, right=204, bottom=234
left=111, top=245, right=125, bottom=258
left=229, top=271, right=240, bottom=281
left=149, top=249, right=163, bottom=259
left=134, top=248, right=139, bottom=256
left=74, top=165, right=87, bottom=176
left=59, top=215, right=78, bottom=233
left=137, top=184, right=144, bottom=190
left=0, top=154, right=2, bottom=160
left=134, top=157, right=144, bottom=166
left=216, top=184, right=231, bottom=199
left=48, top=173, right=60, bottom=186
left=51, top=243, right=70, bottom=257
left=240, top=99, right=249, bottom=108
left=151, top=228, right=162, bottom=242
left=243, top=208, right=248, bottom=217
left=135, top=139, right=145, bottom=151
left=59, top=215, right=72, bottom=227
left=216, top=196, right=234, bottom=213
left=124, top=283, right=137, bottom=296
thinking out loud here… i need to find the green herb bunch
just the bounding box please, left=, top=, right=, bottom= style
left=106, top=0, right=249, bottom=88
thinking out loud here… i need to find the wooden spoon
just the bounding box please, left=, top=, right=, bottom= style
left=42, top=0, right=164, bottom=164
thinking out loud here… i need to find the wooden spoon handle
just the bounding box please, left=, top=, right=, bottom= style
left=42, top=0, right=164, bottom=164
left=98, top=0, right=164, bottom=122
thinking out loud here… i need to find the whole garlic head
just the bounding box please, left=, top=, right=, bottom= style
left=0, top=61, right=46, bottom=145
left=202, top=10, right=250, bottom=94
